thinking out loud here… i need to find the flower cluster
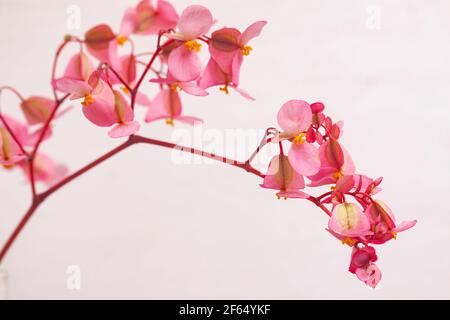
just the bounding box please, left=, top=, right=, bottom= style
left=261, top=100, right=417, bottom=287
left=0, top=0, right=416, bottom=288
left=1, top=1, right=266, bottom=185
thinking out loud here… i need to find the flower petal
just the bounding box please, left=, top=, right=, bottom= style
left=54, top=78, right=91, bottom=100
left=168, top=45, right=202, bottom=82
left=179, top=82, right=208, bottom=96
left=277, top=100, right=312, bottom=134
left=108, top=121, right=140, bottom=138
left=329, top=203, right=371, bottom=237
left=240, top=21, right=267, bottom=45
left=288, top=142, right=320, bottom=176
left=394, top=220, right=418, bottom=233
left=198, top=58, right=227, bottom=89
left=82, top=98, right=117, bottom=127
left=176, top=116, right=203, bottom=126
left=177, top=5, right=213, bottom=39
left=119, top=7, right=137, bottom=37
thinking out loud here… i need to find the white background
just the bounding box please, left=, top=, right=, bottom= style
left=0, top=0, right=449, bottom=299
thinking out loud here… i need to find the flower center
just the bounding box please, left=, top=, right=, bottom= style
left=184, top=40, right=202, bottom=52
left=342, top=237, right=358, bottom=247
left=219, top=85, right=229, bottom=95
left=165, top=118, right=174, bottom=126
left=332, top=170, right=344, bottom=180
left=242, top=45, right=253, bottom=56
left=170, top=83, right=181, bottom=92
left=293, top=133, right=306, bottom=145
left=117, top=35, right=128, bottom=46
left=82, top=95, right=94, bottom=106
left=120, top=85, right=130, bottom=95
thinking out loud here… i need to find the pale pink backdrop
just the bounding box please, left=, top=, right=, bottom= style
left=0, top=0, right=449, bottom=299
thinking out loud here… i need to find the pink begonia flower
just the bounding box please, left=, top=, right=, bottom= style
left=308, top=138, right=355, bottom=187
left=106, top=54, right=137, bottom=87
left=0, top=115, right=52, bottom=167
left=260, top=154, right=309, bottom=199
left=328, top=203, right=372, bottom=238
left=145, top=88, right=202, bottom=126
left=0, top=116, right=29, bottom=166
left=332, top=174, right=382, bottom=199
left=119, top=0, right=179, bottom=38
left=84, top=24, right=120, bottom=67
left=198, top=57, right=255, bottom=100
left=202, top=21, right=266, bottom=92
left=150, top=72, right=208, bottom=97
left=55, top=72, right=140, bottom=138
left=62, top=52, right=94, bottom=82
left=349, top=246, right=381, bottom=288
left=276, top=100, right=321, bottom=176
left=365, top=200, right=417, bottom=244
left=166, top=5, right=214, bottom=82
left=19, top=153, right=68, bottom=187
left=20, top=96, right=56, bottom=125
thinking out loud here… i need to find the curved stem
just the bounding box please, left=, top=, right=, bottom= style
left=0, top=202, right=40, bottom=264
left=0, top=132, right=337, bottom=265
left=0, top=86, right=25, bottom=102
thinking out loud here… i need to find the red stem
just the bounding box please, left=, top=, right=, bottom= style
left=0, top=134, right=265, bottom=264
left=0, top=114, right=28, bottom=156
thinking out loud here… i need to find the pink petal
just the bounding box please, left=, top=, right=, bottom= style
left=198, top=58, right=227, bottom=89
left=120, top=7, right=137, bottom=37
left=63, top=52, right=94, bottom=81
left=209, top=28, right=241, bottom=73
left=20, top=96, right=55, bottom=125
left=231, top=52, right=243, bottom=86
left=168, top=45, right=202, bottom=82
left=113, top=90, right=134, bottom=123
left=54, top=78, right=91, bottom=99
left=307, top=166, right=338, bottom=187
left=177, top=5, right=213, bottom=39
left=135, top=91, right=152, bottom=107
left=176, top=116, right=203, bottom=126
left=134, top=0, right=179, bottom=35
left=336, top=175, right=355, bottom=193
left=277, top=100, right=313, bottom=134
left=179, top=82, right=208, bottom=96
left=394, top=220, right=417, bottom=233
left=82, top=98, right=117, bottom=127
left=240, top=21, right=267, bottom=45
left=145, top=89, right=181, bottom=123
left=328, top=203, right=371, bottom=237
left=231, top=85, right=255, bottom=100
left=288, top=142, right=320, bottom=176
left=108, top=121, right=140, bottom=138
left=260, top=155, right=305, bottom=191
left=155, top=0, right=179, bottom=29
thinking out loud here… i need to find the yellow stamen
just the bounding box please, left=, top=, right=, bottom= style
left=332, top=170, right=344, bottom=180
left=184, top=40, right=202, bottom=52
left=165, top=118, right=174, bottom=126
left=342, top=237, right=358, bottom=247
left=391, top=232, right=398, bottom=240
left=330, top=186, right=337, bottom=191
left=121, top=86, right=130, bottom=95
left=219, top=85, right=229, bottom=95
left=293, top=132, right=306, bottom=145
left=242, top=45, right=253, bottom=56
left=170, top=83, right=180, bottom=92
left=117, top=35, right=128, bottom=46
left=82, top=95, right=94, bottom=106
